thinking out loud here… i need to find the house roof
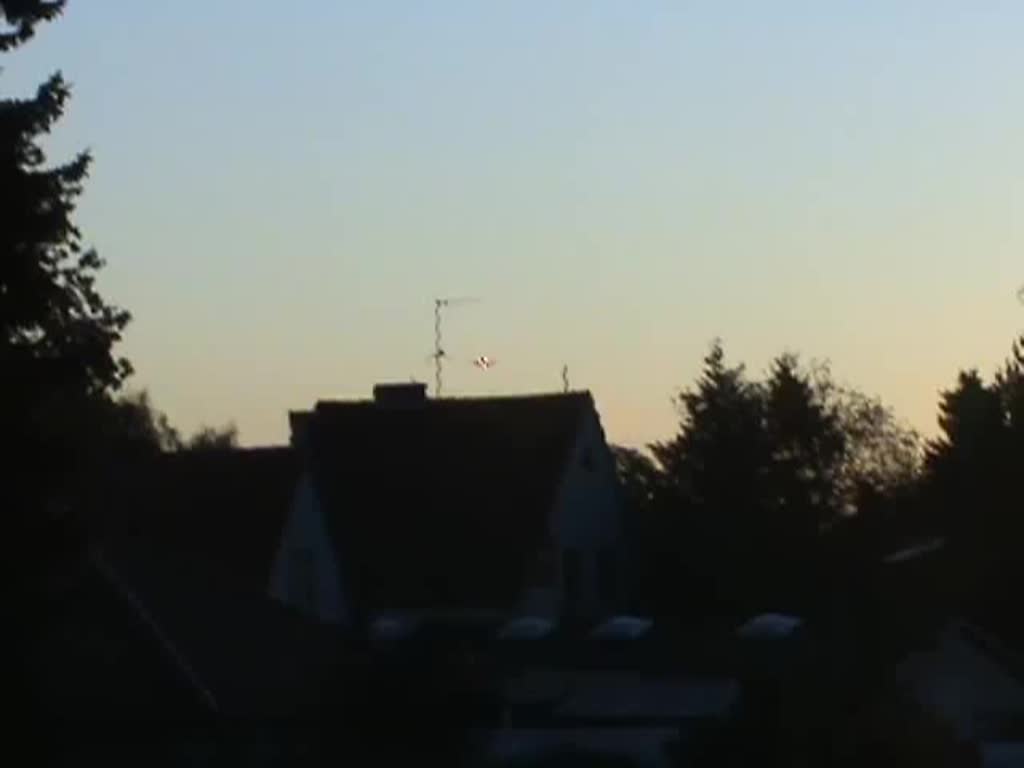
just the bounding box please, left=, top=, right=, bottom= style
left=302, top=391, right=596, bottom=612
left=96, top=542, right=348, bottom=718
left=87, top=446, right=348, bottom=717
left=27, top=549, right=215, bottom=721
left=95, top=446, right=299, bottom=596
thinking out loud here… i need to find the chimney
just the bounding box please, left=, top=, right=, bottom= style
left=373, top=382, right=428, bottom=406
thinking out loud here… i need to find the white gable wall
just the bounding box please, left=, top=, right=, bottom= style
left=899, top=622, right=1024, bottom=742
left=547, top=405, right=624, bottom=618
left=269, top=472, right=348, bottom=624
left=271, top=398, right=622, bottom=625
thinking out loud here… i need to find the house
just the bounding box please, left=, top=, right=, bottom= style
left=80, top=448, right=348, bottom=720
left=897, top=621, right=1024, bottom=753
left=270, top=383, right=624, bottom=628
left=96, top=447, right=302, bottom=599
left=489, top=618, right=740, bottom=767
left=26, top=545, right=216, bottom=723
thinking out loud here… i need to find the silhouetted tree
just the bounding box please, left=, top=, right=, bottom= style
left=802, top=362, right=924, bottom=585
left=650, top=341, right=771, bottom=613
left=92, top=391, right=238, bottom=455
left=100, top=390, right=182, bottom=454
left=1, top=1, right=130, bottom=398
left=636, top=341, right=922, bottom=618
left=612, top=445, right=661, bottom=519
left=185, top=423, right=239, bottom=451
left=761, top=354, right=848, bottom=606
left=836, top=394, right=920, bottom=509
left=0, top=0, right=62, bottom=51
left=924, top=336, right=1024, bottom=634
left=3, top=0, right=131, bottom=535
left=612, top=445, right=680, bottom=613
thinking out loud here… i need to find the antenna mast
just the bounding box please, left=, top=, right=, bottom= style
left=432, top=296, right=478, bottom=397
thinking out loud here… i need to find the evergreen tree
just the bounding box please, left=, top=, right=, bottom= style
left=925, top=338, right=1024, bottom=629
left=651, top=340, right=770, bottom=613
left=645, top=341, right=920, bottom=616
left=2, top=1, right=131, bottom=404
left=0, top=0, right=62, bottom=51
left=764, top=353, right=846, bottom=532
left=3, top=0, right=130, bottom=531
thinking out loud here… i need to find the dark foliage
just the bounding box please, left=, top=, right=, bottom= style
left=924, top=336, right=1024, bottom=640
left=619, top=340, right=921, bottom=619
left=3, top=0, right=131, bottom=545
left=0, top=0, right=63, bottom=51
left=185, top=422, right=239, bottom=451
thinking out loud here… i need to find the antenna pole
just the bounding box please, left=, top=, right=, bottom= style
left=434, top=298, right=445, bottom=398
left=562, top=364, right=570, bottom=393
left=431, top=295, right=479, bottom=398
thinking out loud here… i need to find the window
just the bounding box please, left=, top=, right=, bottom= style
left=290, top=547, right=316, bottom=612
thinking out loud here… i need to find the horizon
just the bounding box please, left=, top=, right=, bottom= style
left=6, top=2, right=1023, bottom=447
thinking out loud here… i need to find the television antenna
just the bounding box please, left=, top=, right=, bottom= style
left=431, top=296, right=480, bottom=397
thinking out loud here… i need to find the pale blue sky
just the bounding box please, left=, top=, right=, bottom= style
left=6, top=2, right=1023, bottom=446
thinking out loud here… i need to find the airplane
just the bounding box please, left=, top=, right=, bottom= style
left=472, top=355, right=496, bottom=370
left=424, top=352, right=497, bottom=370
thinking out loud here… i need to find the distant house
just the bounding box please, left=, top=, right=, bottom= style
left=99, top=447, right=301, bottom=598
left=83, top=448, right=346, bottom=719
left=27, top=546, right=216, bottom=723
left=270, top=383, right=624, bottom=627
left=898, top=621, right=1024, bottom=750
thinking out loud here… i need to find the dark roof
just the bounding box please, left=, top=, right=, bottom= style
left=27, top=550, right=213, bottom=721
left=98, top=543, right=347, bottom=718
left=304, top=391, right=595, bottom=612
left=87, top=447, right=345, bottom=717
left=96, top=447, right=298, bottom=596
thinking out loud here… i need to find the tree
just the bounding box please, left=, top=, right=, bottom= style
left=101, top=390, right=183, bottom=454
left=832, top=386, right=921, bottom=509
left=185, top=423, right=239, bottom=451
left=641, top=341, right=922, bottom=617
left=612, top=445, right=676, bottom=613
left=2, top=2, right=131, bottom=400
left=924, top=337, right=1024, bottom=629
left=650, top=341, right=771, bottom=613
left=96, top=390, right=238, bottom=455
left=3, top=0, right=132, bottom=529
left=0, top=0, right=63, bottom=51
left=763, top=354, right=846, bottom=530
left=760, top=355, right=849, bottom=608
left=652, top=340, right=769, bottom=517
left=994, top=335, right=1024, bottom=449
left=612, top=445, right=661, bottom=520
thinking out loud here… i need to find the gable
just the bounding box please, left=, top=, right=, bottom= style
left=269, top=472, right=348, bottom=624
left=551, top=405, right=623, bottom=548
left=303, top=392, right=595, bottom=611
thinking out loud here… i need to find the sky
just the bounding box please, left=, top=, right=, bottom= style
left=6, top=2, right=1023, bottom=447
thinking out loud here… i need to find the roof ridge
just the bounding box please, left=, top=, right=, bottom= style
left=315, top=390, right=592, bottom=408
